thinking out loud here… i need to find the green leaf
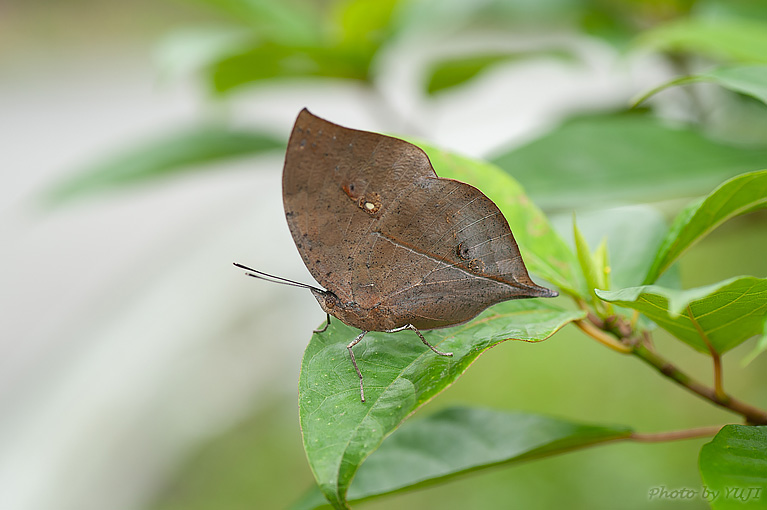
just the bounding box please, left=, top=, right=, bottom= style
left=643, top=170, right=767, bottom=284
left=639, top=19, right=767, bottom=64
left=299, top=300, right=585, bottom=509
left=699, top=425, right=767, bottom=510
left=704, top=65, right=767, bottom=105
left=209, top=42, right=370, bottom=94
left=634, top=65, right=767, bottom=108
left=425, top=51, right=572, bottom=95
left=293, top=407, right=631, bottom=509
left=426, top=54, right=517, bottom=95
left=489, top=112, right=767, bottom=210
left=596, top=276, right=767, bottom=355
left=417, top=143, right=586, bottom=298
left=47, top=127, right=284, bottom=203
left=573, top=217, right=603, bottom=304
left=593, top=238, right=609, bottom=291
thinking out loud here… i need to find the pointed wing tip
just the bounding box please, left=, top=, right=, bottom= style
left=298, top=107, right=316, bottom=120
left=531, top=285, right=558, bottom=298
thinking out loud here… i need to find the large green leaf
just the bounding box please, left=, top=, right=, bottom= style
left=489, top=113, right=767, bottom=210
left=299, top=300, right=584, bottom=509
left=634, top=65, right=767, bottom=108
left=643, top=170, right=767, bottom=284
left=699, top=425, right=767, bottom=510
left=47, top=127, right=284, bottom=203
left=638, top=19, right=767, bottom=64
left=418, top=143, right=586, bottom=298
left=596, top=277, right=767, bottom=355
left=293, top=407, right=631, bottom=509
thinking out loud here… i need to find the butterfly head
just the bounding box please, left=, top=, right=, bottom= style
left=310, top=288, right=372, bottom=331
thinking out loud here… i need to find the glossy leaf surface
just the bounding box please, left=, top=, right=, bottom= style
left=597, top=277, right=767, bottom=355
left=699, top=425, right=767, bottom=510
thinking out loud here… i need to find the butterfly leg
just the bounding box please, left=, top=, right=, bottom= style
left=347, top=331, right=368, bottom=402
left=386, top=324, right=453, bottom=357
left=313, top=313, right=331, bottom=334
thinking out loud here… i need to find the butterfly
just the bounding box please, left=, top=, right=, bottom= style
left=236, top=109, right=556, bottom=401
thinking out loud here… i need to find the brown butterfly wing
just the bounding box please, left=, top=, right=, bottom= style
left=283, top=109, right=554, bottom=331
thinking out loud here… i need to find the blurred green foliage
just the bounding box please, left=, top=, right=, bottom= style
left=45, top=0, right=767, bottom=508
left=53, top=0, right=767, bottom=207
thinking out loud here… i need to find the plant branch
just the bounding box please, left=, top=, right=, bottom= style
left=632, top=343, right=767, bottom=425
left=629, top=424, right=724, bottom=443
left=574, top=318, right=633, bottom=353
left=687, top=305, right=727, bottom=402
left=574, top=299, right=767, bottom=424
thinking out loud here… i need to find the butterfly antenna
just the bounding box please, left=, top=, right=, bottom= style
left=233, top=262, right=325, bottom=293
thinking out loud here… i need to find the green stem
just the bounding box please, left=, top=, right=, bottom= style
left=574, top=319, right=633, bottom=353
